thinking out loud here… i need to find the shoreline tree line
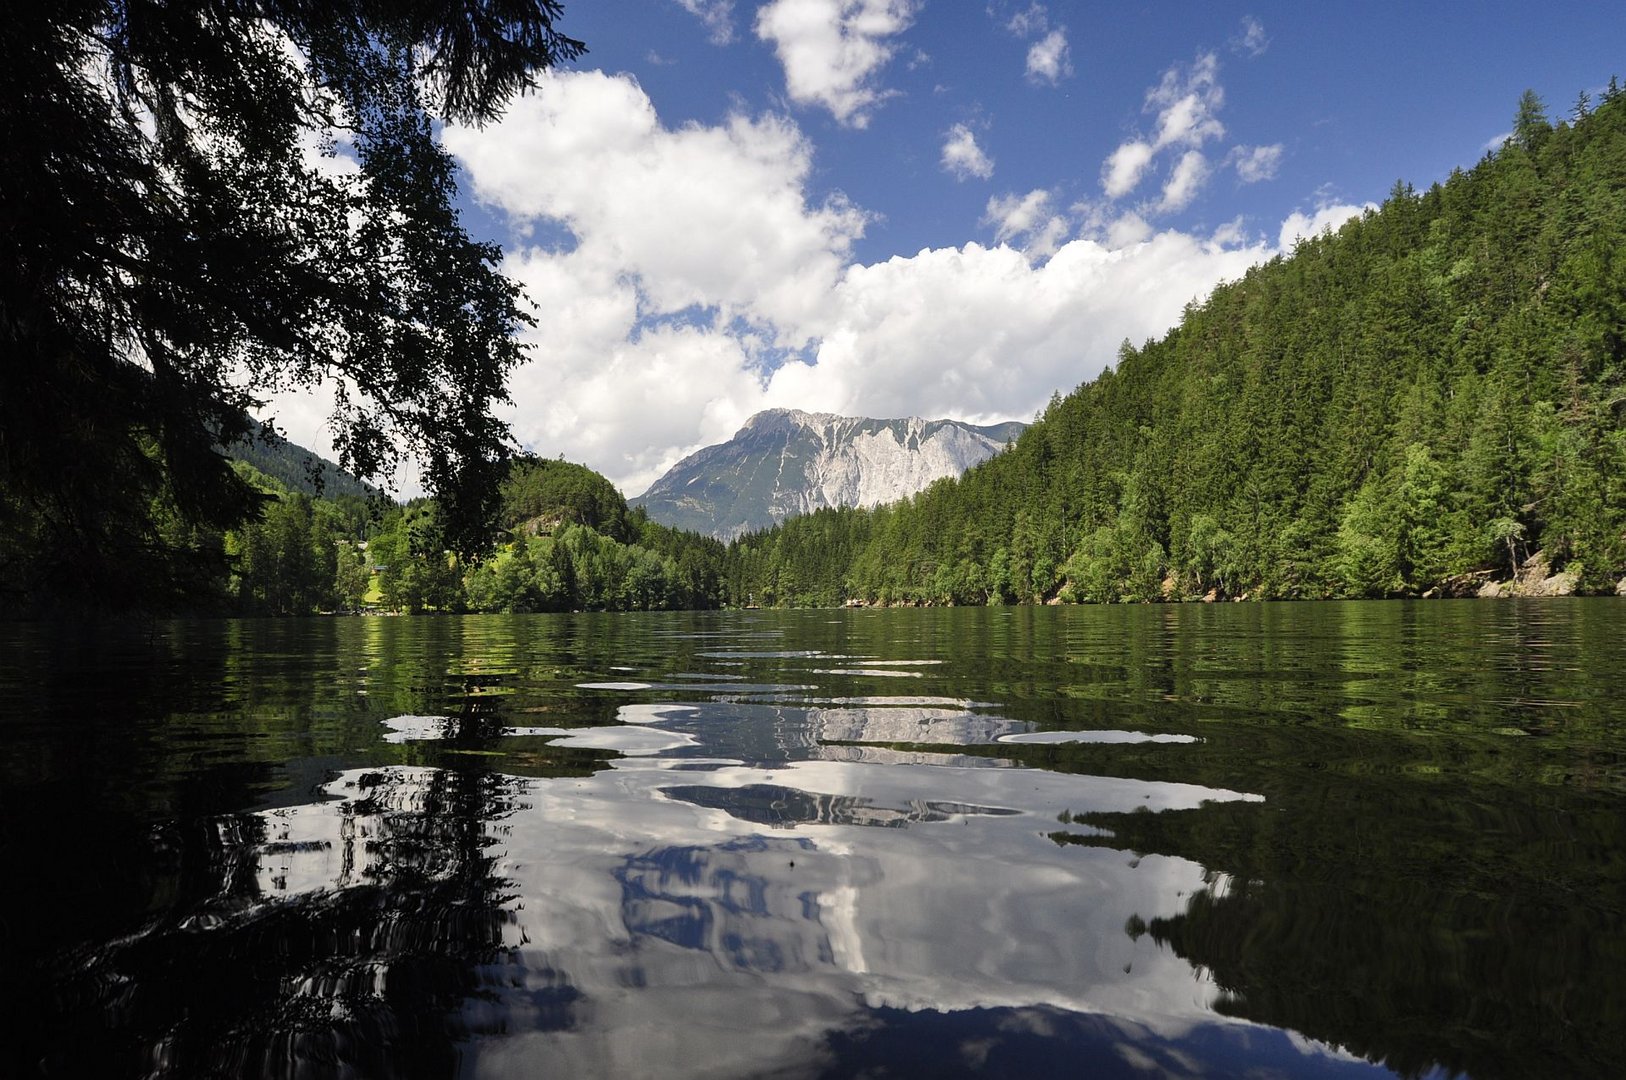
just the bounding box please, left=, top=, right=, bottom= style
left=5, top=41, right=1623, bottom=615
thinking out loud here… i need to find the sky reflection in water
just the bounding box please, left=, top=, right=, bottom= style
left=6, top=604, right=1621, bottom=1078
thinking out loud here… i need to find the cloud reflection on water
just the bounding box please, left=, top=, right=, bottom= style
left=239, top=718, right=1264, bottom=1077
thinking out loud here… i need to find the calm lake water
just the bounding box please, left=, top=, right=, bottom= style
left=2, top=603, right=1623, bottom=1078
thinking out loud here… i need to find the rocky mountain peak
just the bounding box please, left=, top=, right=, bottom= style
left=632, top=410, right=1026, bottom=540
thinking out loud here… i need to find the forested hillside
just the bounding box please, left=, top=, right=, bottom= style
left=228, top=421, right=379, bottom=501
left=0, top=446, right=724, bottom=616
left=222, top=461, right=372, bottom=615
left=724, top=86, right=1626, bottom=606
left=455, top=456, right=725, bottom=614
left=231, top=455, right=727, bottom=616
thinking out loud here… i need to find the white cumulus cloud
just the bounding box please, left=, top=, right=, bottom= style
left=942, top=123, right=995, bottom=180
left=1149, top=52, right=1225, bottom=150
left=1101, top=140, right=1155, bottom=199
left=1105, top=212, right=1153, bottom=249
left=1210, top=217, right=1248, bottom=247
left=1100, top=52, right=1230, bottom=211
left=984, top=189, right=1052, bottom=241
left=1278, top=201, right=1372, bottom=250
left=754, top=0, right=920, bottom=128
left=1026, top=29, right=1073, bottom=85
left=983, top=189, right=1070, bottom=260
left=1158, top=150, right=1210, bottom=212
left=443, top=70, right=865, bottom=343
left=311, top=68, right=1329, bottom=499
left=1231, top=143, right=1284, bottom=182
left=765, top=232, right=1271, bottom=430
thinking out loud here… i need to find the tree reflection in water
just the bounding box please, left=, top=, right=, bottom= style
left=1070, top=787, right=1626, bottom=1080
left=41, top=699, right=576, bottom=1078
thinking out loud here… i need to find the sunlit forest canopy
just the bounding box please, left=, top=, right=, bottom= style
left=724, top=85, right=1626, bottom=607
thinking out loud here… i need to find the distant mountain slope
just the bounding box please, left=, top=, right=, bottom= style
left=633, top=409, right=1025, bottom=539
left=229, top=419, right=380, bottom=500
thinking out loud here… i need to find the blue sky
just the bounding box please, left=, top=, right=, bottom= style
left=280, top=2, right=1626, bottom=497
left=536, top=1, right=1615, bottom=265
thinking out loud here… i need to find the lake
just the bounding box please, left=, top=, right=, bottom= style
left=2, top=602, right=1623, bottom=1078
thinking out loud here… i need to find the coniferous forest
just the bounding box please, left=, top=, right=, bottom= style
left=723, top=86, right=1626, bottom=607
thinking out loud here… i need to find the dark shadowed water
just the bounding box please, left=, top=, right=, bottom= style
left=1, top=602, right=1623, bottom=1078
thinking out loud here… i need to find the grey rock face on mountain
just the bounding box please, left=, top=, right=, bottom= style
left=632, top=409, right=1026, bottom=539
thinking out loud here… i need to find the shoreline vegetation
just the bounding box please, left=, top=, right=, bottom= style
left=7, top=82, right=1626, bottom=617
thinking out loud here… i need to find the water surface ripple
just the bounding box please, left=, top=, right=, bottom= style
left=1, top=602, right=1623, bottom=1078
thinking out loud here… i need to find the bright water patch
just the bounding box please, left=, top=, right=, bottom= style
left=1000, top=730, right=1201, bottom=745
left=810, top=707, right=1028, bottom=745
left=382, top=714, right=450, bottom=743
left=541, top=726, right=696, bottom=755
left=697, top=650, right=831, bottom=659
left=812, top=668, right=924, bottom=678
left=849, top=659, right=945, bottom=666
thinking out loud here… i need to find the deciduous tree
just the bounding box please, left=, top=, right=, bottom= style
left=1, top=2, right=583, bottom=609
